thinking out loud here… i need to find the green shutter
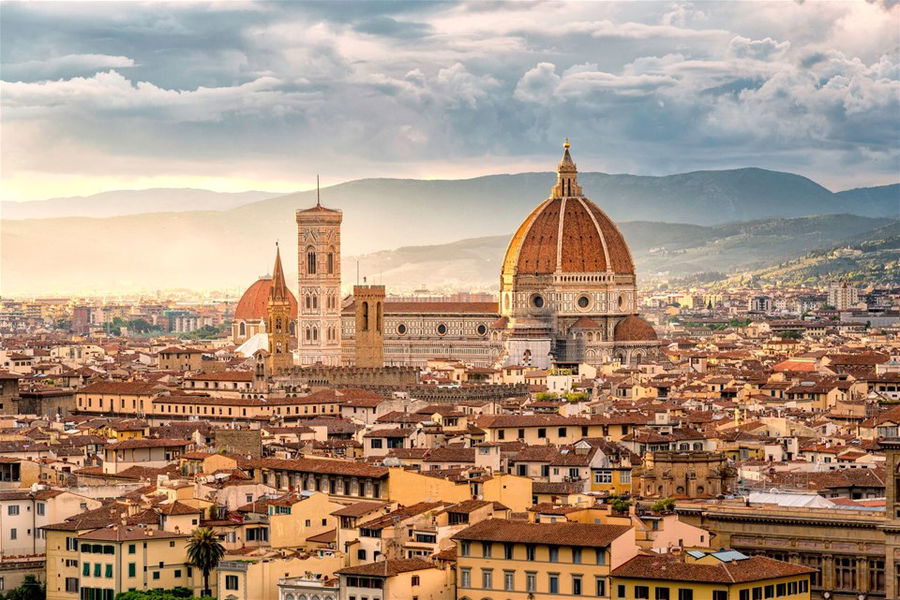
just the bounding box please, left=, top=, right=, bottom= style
left=82, top=562, right=90, bottom=576
left=128, top=563, right=136, bottom=577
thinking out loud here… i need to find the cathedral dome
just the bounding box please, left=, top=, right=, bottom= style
left=501, top=144, right=634, bottom=278
left=234, top=277, right=298, bottom=321
left=614, top=315, right=658, bottom=342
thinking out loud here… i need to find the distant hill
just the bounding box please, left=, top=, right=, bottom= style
left=835, top=183, right=900, bottom=216
left=712, top=221, right=900, bottom=287
left=1, top=167, right=897, bottom=295
left=345, top=215, right=898, bottom=291
left=1, top=188, right=280, bottom=219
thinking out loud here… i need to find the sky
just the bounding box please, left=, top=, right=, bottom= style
left=1, top=0, right=899, bottom=203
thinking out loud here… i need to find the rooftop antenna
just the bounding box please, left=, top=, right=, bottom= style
left=316, top=175, right=321, bottom=207
left=356, top=260, right=360, bottom=286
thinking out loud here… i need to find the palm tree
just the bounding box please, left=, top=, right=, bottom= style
left=186, top=527, right=226, bottom=597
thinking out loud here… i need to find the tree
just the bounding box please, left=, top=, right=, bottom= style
left=610, top=498, right=631, bottom=515
left=186, top=527, right=225, bottom=597
left=1, top=575, right=45, bottom=600
left=651, top=497, right=676, bottom=513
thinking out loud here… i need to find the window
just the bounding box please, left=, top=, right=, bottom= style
left=460, top=541, right=470, bottom=557
left=678, top=590, right=693, bottom=600
left=776, top=583, right=786, bottom=597
left=596, top=549, right=606, bottom=565
left=787, top=582, right=798, bottom=595
left=835, top=556, right=856, bottom=590
left=572, top=548, right=582, bottom=564
left=526, top=545, right=535, bottom=561
left=504, top=570, right=514, bottom=591
left=594, top=471, right=612, bottom=484
left=152, top=572, right=160, bottom=580
left=739, top=591, right=749, bottom=600
left=307, top=249, right=316, bottom=275
left=482, top=569, right=493, bottom=589
left=526, top=571, right=536, bottom=593
left=105, top=565, right=112, bottom=578
left=36, top=503, right=45, bottom=516
left=655, top=588, right=670, bottom=600
left=572, top=575, right=582, bottom=595
left=437, top=323, right=447, bottom=335
left=595, top=577, right=606, bottom=597
left=9, top=528, right=15, bottom=540
left=174, top=569, right=181, bottom=578
left=752, top=587, right=762, bottom=600
left=869, top=558, right=885, bottom=592
left=764, top=584, right=774, bottom=599
left=128, top=544, right=135, bottom=554
left=800, top=554, right=822, bottom=587
left=83, top=563, right=90, bottom=577
left=94, top=564, right=101, bottom=577
left=225, top=575, right=239, bottom=590
left=635, top=586, right=650, bottom=599
left=617, top=584, right=627, bottom=598
left=799, top=580, right=808, bottom=593
left=713, top=592, right=727, bottom=600
left=7, top=505, right=18, bottom=516
left=460, top=568, right=471, bottom=588
left=558, top=427, right=567, bottom=438
left=504, top=543, right=513, bottom=559
left=549, top=546, right=558, bottom=562
left=65, top=578, right=79, bottom=593
left=549, top=573, right=559, bottom=594
left=538, top=428, right=547, bottom=439
left=128, top=563, right=135, bottom=577
left=482, top=542, right=492, bottom=558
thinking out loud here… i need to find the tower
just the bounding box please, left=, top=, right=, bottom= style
left=267, top=243, right=293, bottom=373
left=296, top=180, right=343, bottom=366
left=353, top=284, right=385, bottom=368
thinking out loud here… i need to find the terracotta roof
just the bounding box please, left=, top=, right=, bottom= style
left=452, top=518, right=630, bottom=547
left=330, top=501, right=385, bottom=517
left=105, top=438, right=191, bottom=450
left=502, top=155, right=633, bottom=277
left=248, top=457, right=388, bottom=479
left=614, top=315, right=658, bottom=342
left=611, top=553, right=815, bottom=584
left=358, top=502, right=445, bottom=530
left=234, top=276, right=297, bottom=321
left=79, top=525, right=188, bottom=542
left=336, top=558, right=436, bottom=577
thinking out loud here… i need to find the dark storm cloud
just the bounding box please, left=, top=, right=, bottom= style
left=1, top=0, right=898, bottom=194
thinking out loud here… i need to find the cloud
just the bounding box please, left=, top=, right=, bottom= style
left=1, top=54, right=136, bottom=81
left=728, top=36, right=791, bottom=60
left=0, top=0, right=898, bottom=203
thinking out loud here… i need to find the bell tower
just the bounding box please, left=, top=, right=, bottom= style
left=267, top=243, right=293, bottom=373
left=296, top=178, right=343, bottom=366
left=353, top=284, right=385, bottom=368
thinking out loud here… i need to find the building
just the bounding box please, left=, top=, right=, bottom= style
left=335, top=558, right=453, bottom=600
left=339, top=143, right=659, bottom=368
left=296, top=185, right=343, bottom=366
left=267, top=243, right=294, bottom=373
left=632, top=452, right=736, bottom=498
left=231, top=256, right=298, bottom=346
left=609, top=550, right=814, bottom=600
left=452, top=518, right=638, bottom=599
left=828, top=281, right=860, bottom=310
left=353, top=285, right=385, bottom=368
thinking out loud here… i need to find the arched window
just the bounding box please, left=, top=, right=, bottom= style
left=361, top=302, right=369, bottom=332
left=376, top=301, right=383, bottom=333
left=327, top=247, right=335, bottom=274
left=307, top=246, right=317, bottom=275
left=312, top=295, right=318, bottom=309
left=239, top=322, right=246, bottom=336
left=289, top=321, right=296, bottom=336
left=305, top=296, right=311, bottom=309
left=275, top=317, right=282, bottom=332
left=305, top=328, right=311, bottom=341
left=312, top=327, right=318, bottom=341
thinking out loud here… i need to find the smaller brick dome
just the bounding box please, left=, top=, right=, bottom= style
left=234, top=277, right=297, bottom=321
left=614, top=315, right=657, bottom=342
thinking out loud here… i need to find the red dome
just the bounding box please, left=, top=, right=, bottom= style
left=614, top=315, right=657, bottom=342
left=234, top=277, right=297, bottom=321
